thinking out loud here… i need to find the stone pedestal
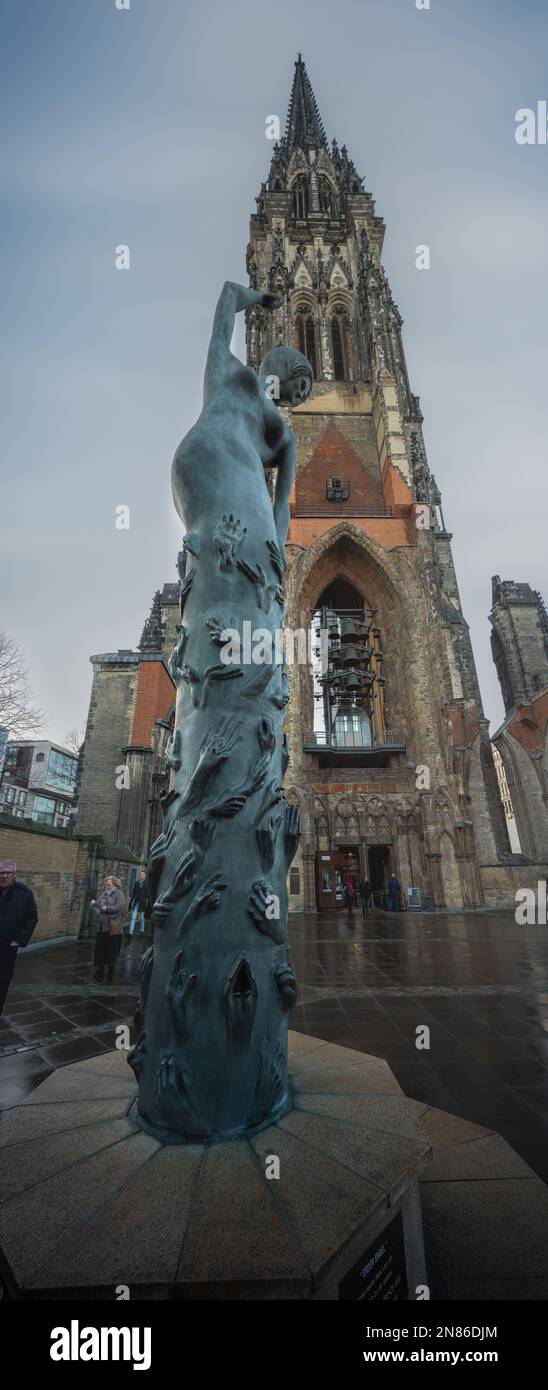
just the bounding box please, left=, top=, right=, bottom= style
left=0, top=1033, right=431, bottom=1300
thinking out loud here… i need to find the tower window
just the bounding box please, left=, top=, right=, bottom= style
left=326, top=477, right=350, bottom=501
left=289, top=868, right=300, bottom=895
left=292, top=179, right=308, bottom=221
left=331, top=306, right=350, bottom=380
left=312, top=580, right=387, bottom=751
left=296, top=312, right=317, bottom=378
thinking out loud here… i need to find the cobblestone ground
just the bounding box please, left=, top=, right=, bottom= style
left=1, top=909, right=548, bottom=1183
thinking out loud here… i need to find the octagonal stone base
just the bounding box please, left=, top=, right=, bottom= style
left=0, top=1033, right=431, bottom=1300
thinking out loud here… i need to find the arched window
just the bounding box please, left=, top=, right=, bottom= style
left=289, top=867, right=301, bottom=896
left=292, top=179, right=308, bottom=221
left=296, top=312, right=317, bottom=378
left=312, top=579, right=386, bottom=749
left=330, top=305, right=351, bottom=380
left=331, top=315, right=345, bottom=380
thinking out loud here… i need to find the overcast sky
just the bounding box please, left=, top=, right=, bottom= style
left=1, top=0, right=547, bottom=745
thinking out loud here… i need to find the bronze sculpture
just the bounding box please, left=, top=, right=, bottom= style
left=130, top=282, right=313, bottom=1140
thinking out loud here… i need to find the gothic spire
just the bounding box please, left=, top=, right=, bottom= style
left=138, top=590, right=164, bottom=652
left=284, top=54, right=327, bottom=154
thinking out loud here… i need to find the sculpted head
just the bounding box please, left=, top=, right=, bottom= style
left=259, top=346, right=314, bottom=407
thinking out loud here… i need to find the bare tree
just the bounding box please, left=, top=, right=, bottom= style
left=63, top=725, right=86, bottom=756
left=0, top=631, right=44, bottom=739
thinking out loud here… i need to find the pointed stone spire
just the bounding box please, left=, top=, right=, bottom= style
left=138, top=590, right=164, bottom=652
left=284, top=54, right=327, bottom=154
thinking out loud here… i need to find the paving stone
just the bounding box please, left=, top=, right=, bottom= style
left=70, top=1051, right=133, bottom=1079
left=0, top=1097, right=129, bottom=1147
left=5, top=912, right=548, bottom=1182
left=422, top=1133, right=535, bottom=1182
left=177, top=1141, right=310, bottom=1297
left=21, top=1068, right=135, bottom=1104
left=40, top=1037, right=110, bottom=1067
left=1, top=1131, right=158, bottom=1284
left=288, top=1038, right=363, bottom=1073
left=30, top=1144, right=204, bottom=1295
left=292, top=1059, right=402, bottom=1097
left=295, top=1091, right=429, bottom=1137
left=250, top=1123, right=385, bottom=1281
left=278, top=1108, right=431, bottom=1203
left=0, top=1118, right=137, bottom=1201
left=418, top=1106, right=492, bottom=1146
left=287, top=1032, right=331, bottom=1066
left=421, top=1178, right=548, bottom=1280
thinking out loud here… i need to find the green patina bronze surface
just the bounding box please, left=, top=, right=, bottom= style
left=130, top=282, right=313, bottom=1140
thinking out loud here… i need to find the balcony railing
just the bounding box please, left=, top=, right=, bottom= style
left=305, top=729, right=404, bottom=751
left=294, top=502, right=393, bottom=519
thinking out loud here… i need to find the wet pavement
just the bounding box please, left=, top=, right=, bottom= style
left=1, top=909, right=548, bottom=1183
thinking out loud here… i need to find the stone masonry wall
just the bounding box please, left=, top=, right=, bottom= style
left=0, top=815, right=140, bottom=942
left=77, top=661, right=138, bottom=842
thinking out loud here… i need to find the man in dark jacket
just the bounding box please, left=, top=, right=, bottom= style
left=359, top=877, right=373, bottom=915
left=0, top=859, right=38, bottom=1013
left=387, top=872, right=401, bottom=912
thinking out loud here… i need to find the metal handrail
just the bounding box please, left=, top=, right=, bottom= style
left=304, top=729, right=405, bottom=750
left=294, top=503, right=393, bottom=518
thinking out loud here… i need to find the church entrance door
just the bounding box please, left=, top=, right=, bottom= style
left=368, top=844, right=392, bottom=908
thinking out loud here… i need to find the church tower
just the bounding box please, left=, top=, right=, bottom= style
left=490, top=578, right=548, bottom=864
left=246, top=56, right=509, bottom=910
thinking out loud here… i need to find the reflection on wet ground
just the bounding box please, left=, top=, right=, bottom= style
left=1, top=909, right=548, bottom=1181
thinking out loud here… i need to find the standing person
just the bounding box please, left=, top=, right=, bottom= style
left=127, top=871, right=150, bottom=940
left=359, top=876, right=372, bottom=915
left=0, top=860, right=38, bottom=1014
left=90, top=876, right=125, bottom=983
left=343, top=876, right=355, bottom=913
left=387, top=872, right=401, bottom=912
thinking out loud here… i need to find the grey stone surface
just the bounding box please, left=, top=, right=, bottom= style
left=250, top=1122, right=386, bottom=1282
left=0, top=1118, right=136, bottom=1201
left=287, top=1032, right=331, bottom=1066
left=0, top=1035, right=430, bottom=1298
left=421, top=1178, right=548, bottom=1280
left=278, top=1108, right=430, bottom=1203
left=292, top=1061, right=402, bottom=1097
left=1, top=1132, right=158, bottom=1285
left=22, top=1068, right=136, bottom=1105
left=71, top=1051, right=136, bottom=1077
left=419, top=1107, right=492, bottom=1146
left=423, top=1133, right=533, bottom=1182
left=29, top=1144, right=203, bottom=1296
left=295, top=1092, right=428, bottom=1138
left=289, top=1040, right=402, bottom=1091
left=0, top=1097, right=130, bottom=1147
left=177, top=1140, right=310, bottom=1298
